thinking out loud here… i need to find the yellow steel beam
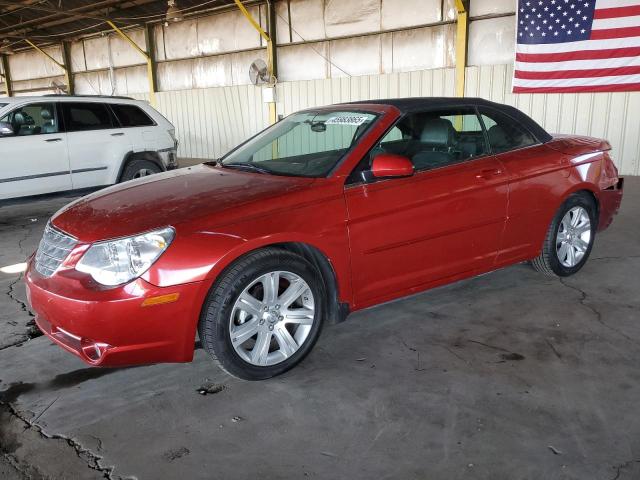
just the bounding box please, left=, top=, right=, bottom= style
left=107, top=20, right=157, bottom=106
left=25, top=39, right=65, bottom=70
left=233, top=0, right=277, bottom=124
left=25, top=39, right=73, bottom=94
left=233, top=0, right=270, bottom=43
left=454, top=0, right=468, bottom=98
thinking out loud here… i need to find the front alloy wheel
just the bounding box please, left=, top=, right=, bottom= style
left=198, top=248, right=325, bottom=380
left=229, top=271, right=315, bottom=366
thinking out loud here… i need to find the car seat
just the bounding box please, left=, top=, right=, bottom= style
left=487, top=124, right=509, bottom=153
left=40, top=107, right=57, bottom=134
left=412, top=118, right=456, bottom=170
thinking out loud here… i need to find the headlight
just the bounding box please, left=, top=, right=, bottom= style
left=76, top=227, right=175, bottom=286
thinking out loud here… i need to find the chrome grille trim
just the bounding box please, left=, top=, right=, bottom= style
left=34, top=222, right=77, bottom=277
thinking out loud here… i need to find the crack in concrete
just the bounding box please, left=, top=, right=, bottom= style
left=1, top=401, right=120, bottom=480
left=559, top=279, right=639, bottom=346
left=609, top=459, right=640, bottom=480
left=591, top=255, right=640, bottom=261
left=0, top=451, right=28, bottom=479
left=3, top=222, right=42, bottom=351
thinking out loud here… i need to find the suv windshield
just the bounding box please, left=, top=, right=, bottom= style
left=221, top=110, right=379, bottom=177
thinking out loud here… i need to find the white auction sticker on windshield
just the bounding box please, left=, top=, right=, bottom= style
left=325, top=116, right=369, bottom=126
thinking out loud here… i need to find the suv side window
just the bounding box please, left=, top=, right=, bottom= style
left=479, top=108, right=538, bottom=154
left=0, top=103, right=58, bottom=136
left=62, top=102, right=114, bottom=132
left=110, top=104, right=155, bottom=127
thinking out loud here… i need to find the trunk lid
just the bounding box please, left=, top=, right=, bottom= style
left=546, top=134, right=611, bottom=156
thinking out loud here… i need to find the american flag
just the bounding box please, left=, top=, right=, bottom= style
left=513, top=0, right=640, bottom=93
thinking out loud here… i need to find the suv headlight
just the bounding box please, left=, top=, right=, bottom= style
left=76, top=227, right=175, bottom=286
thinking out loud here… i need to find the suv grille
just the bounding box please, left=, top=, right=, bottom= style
left=34, top=223, right=77, bottom=277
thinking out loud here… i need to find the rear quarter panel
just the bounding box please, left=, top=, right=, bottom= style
left=496, top=142, right=603, bottom=265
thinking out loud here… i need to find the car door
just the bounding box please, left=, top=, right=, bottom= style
left=62, top=102, right=132, bottom=189
left=477, top=107, right=566, bottom=266
left=109, top=102, right=158, bottom=151
left=344, top=107, right=509, bottom=307
left=0, top=101, right=71, bottom=200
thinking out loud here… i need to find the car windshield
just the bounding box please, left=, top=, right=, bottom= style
left=221, top=110, right=379, bottom=177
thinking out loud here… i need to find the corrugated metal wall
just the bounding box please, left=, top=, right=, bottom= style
left=134, top=64, right=640, bottom=176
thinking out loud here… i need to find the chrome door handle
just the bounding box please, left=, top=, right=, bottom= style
left=475, top=168, right=503, bottom=179
left=111, top=132, right=125, bottom=137
left=45, top=138, right=62, bottom=142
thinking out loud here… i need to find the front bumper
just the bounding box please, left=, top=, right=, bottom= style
left=25, top=258, right=206, bottom=367
left=598, top=178, right=624, bottom=231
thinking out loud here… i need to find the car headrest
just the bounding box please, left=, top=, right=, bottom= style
left=420, top=118, right=455, bottom=147
left=41, top=108, right=53, bottom=121
left=12, top=112, right=26, bottom=126
left=488, top=125, right=508, bottom=148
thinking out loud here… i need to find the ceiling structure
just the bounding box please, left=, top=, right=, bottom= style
left=0, top=0, right=247, bottom=50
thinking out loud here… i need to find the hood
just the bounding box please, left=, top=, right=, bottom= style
left=51, top=164, right=315, bottom=242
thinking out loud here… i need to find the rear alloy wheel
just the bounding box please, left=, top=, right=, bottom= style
left=198, top=248, right=325, bottom=380
left=120, top=159, right=162, bottom=182
left=532, top=193, right=597, bottom=277
left=556, top=206, right=592, bottom=268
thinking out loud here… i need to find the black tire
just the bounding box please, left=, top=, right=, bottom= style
left=119, top=159, right=162, bottom=182
left=198, top=248, right=326, bottom=380
left=531, top=192, right=597, bottom=277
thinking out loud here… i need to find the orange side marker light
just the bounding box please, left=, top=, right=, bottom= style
left=141, top=293, right=180, bottom=307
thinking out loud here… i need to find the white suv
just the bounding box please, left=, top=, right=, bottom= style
left=0, top=95, right=178, bottom=201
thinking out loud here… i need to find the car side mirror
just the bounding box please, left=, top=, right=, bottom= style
left=0, top=121, right=14, bottom=137
left=370, top=153, right=414, bottom=179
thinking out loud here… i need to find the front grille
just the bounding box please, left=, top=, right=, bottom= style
left=34, top=222, right=77, bottom=277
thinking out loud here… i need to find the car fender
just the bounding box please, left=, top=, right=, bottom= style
left=115, top=151, right=166, bottom=182
left=533, top=169, right=601, bottom=254
left=143, top=230, right=352, bottom=305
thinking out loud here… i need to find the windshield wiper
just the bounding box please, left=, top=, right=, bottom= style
left=222, top=163, right=272, bottom=175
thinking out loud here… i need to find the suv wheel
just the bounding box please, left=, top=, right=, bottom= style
left=120, top=159, right=162, bottom=182
left=198, top=248, right=325, bottom=380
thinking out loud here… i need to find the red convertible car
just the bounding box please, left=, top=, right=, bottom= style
left=25, top=98, right=623, bottom=380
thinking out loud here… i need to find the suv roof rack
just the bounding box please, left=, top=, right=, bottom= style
left=42, top=94, right=135, bottom=100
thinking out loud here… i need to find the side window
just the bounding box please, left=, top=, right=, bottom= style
left=110, top=104, right=155, bottom=127
left=379, top=108, right=488, bottom=172
left=63, top=102, right=114, bottom=132
left=347, top=108, right=489, bottom=183
left=479, top=109, right=537, bottom=154
left=0, top=103, right=58, bottom=136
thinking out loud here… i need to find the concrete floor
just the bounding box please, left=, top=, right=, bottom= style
left=1, top=178, right=639, bottom=480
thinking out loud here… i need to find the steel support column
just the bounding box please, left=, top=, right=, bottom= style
left=0, top=54, right=11, bottom=96
left=144, top=24, right=158, bottom=96
left=455, top=0, right=469, bottom=98
left=107, top=21, right=157, bottom=106
left=61, top=40, right=74, bottom=95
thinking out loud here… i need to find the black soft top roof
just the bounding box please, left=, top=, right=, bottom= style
left=346, top=97, right=552, bottom=143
